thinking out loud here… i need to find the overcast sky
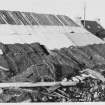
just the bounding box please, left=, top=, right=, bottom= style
left=0, top=0, right=105, bottom=27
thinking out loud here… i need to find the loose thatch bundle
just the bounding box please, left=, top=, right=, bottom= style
left=0, top=42, right=105, bottom=83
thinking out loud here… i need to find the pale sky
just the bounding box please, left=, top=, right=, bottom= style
left=0, top=0, right=105, bottom=27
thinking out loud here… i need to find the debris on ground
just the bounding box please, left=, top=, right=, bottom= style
left=0, top=42, right=105, bottom=102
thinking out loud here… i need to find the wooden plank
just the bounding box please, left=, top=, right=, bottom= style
left=0, top=81, right=78, bottom=88
left=0, top=66, right=9, bottom=71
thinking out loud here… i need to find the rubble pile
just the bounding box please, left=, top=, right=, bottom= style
left=0, top=77, right=105, bottom=102
left=0, top=42, right=105, bottom=102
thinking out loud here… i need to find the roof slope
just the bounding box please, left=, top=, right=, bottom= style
left=0, top=10, right=78, bottom=26
left=81, top=20, right=105, bottom=39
